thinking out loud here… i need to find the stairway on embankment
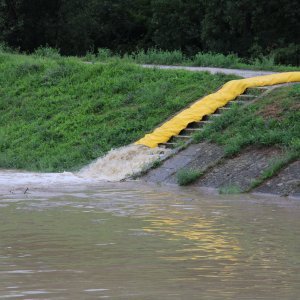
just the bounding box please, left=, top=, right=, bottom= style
left=136, top=83, right=300, bottom=198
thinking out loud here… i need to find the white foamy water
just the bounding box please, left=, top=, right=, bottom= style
left=78, top=144, right=171, bottom=181
left=0, top=145, right=171, bottom=192
left=0, top=170, right=94, bottom=189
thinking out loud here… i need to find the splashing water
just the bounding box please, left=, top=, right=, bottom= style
left=0, top=145, right=170, bottom=193
left=78, top=144, right=171, bottom=181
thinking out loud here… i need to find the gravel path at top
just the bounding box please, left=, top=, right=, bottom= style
left=142, top=64, right=277, bottom=78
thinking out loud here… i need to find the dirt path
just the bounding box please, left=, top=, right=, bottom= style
left=141, top=64, right=277, bottom=78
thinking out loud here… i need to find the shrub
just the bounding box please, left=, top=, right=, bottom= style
left=133, top=48, right=186, bottom=65
left=193, top=52, right=242, bottom=68
left=0, top=42, right=16, bottom=54
left=251, top=55, right=276, bottom=69
left=34, top=46, right=61, bottom=59
left=97, top=48, right=113, bottom=60
left=271, top=44, right=300, bottom=66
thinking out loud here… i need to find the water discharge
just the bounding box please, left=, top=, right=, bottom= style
left=0, top=145, right=171, bottom=193
left=78, top=144, right=171, bottom=181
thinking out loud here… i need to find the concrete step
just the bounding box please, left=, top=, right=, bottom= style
left=256, top=86, right=270, bottom=90
left=164, top=142, right=177, bottom=148
left=174, top=135, right=191, bottom=139
left=186, top=120, right=213, bottom=129
left=198, top=120, right=213, bottom=124
left=238, top=94, right=258, bottom=98
left=209, top=113, right=222, bottom=118
left=183, top=128, right=204, bottom=132
left=227, top=100, right=246, bottom=106
left=218, top=107, right=231, bottom=112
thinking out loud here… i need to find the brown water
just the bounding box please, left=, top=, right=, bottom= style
left=0, top=183, right=300, bottom=299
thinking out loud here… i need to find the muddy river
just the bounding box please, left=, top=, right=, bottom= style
left=0, top=181, right=300, bottom=299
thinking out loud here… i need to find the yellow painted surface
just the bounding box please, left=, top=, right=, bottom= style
left=135, top=72, right=300, bottom=148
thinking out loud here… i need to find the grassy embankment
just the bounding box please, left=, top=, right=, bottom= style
left=86, top=48, right=300, bottom=72
left=0, top=51, right=238, bottom=172
left=192, top=85, right=300, bottom=189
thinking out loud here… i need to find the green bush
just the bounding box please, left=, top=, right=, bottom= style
left=132, top=49, right=186, bottom=65
left=34, top=46, right=61, bottom=59
left=271, top=44, right=300, bottom=66
left=97, top=48, right=113, bottom=60
left=193, top=52, right=242, bottom=68
left=0, top=42, right=17, bottom=54
left=251, top=55, right=276, bottom=69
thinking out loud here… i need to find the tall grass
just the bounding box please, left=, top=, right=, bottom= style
left=177, top=168, right=203, bottom=186
left=192, top=52, right=242, bottom=68
left=131, top=49, right=186, bottom=65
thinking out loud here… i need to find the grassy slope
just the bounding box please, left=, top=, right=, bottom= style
left=193, top=85, right=300, bottom=186
left=0, top=53, right=238, bottom=172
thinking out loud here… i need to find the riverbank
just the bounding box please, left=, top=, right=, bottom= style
left=139, top=84, right=300, bottom=197
left=1, top=52, right=299, bottom=198
left=0, top=169, right=299, bottom=201
left=0, top=52, right=237, bottom=172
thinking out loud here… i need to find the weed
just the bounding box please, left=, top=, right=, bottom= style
left=34, top=46, right=61, bottom=59
left=15, top=62, right=43, bottom=76
left=289, top=84, right=300, bottom=97
left=85, top=50, right=96, bottom=63
left=245, top=88, right=264, bottom=96
left=152, top=159, right=162, bottom=168
left=132, top=48, right=186, bottom=65
left=219, top=184, right=242, bottom=194
left=0, top=42, right=18, bottom=54
left=193, top=52, right=241, bottom=68
left=97, top=48, right=113, bottom=60
left=177, top=168, right=203, bottom=186
left=248, top=151, right=300, bottom=191
left=42, top=63, right=73, bottom=86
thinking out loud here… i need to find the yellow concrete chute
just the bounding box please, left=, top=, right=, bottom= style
left=135, top=72, right=300, bottom=148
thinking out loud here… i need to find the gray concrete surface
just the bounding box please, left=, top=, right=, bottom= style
left=141, top=64, right=277, bottom=78
left=254, top=161, right=300, bottom=197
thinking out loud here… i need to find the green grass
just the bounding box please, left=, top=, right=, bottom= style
left=176, top=168, right=203, bottom=186
left=219, top=184, right=242, bottom=195
left=87, top=48, right=300, bottom=72
left=0, top=52, right=237, bottom=172
left=247, top=151, right=299, bottom=191
left=193, top=85, right=300, bottom=185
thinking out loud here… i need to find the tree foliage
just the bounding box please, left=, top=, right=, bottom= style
left=0, top=0, right=299, bottom=64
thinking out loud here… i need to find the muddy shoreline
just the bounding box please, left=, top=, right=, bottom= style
left=0, top=168, right=299, bottom=201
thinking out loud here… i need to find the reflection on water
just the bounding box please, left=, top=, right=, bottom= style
left=0, top=184, right=300, bottom=299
